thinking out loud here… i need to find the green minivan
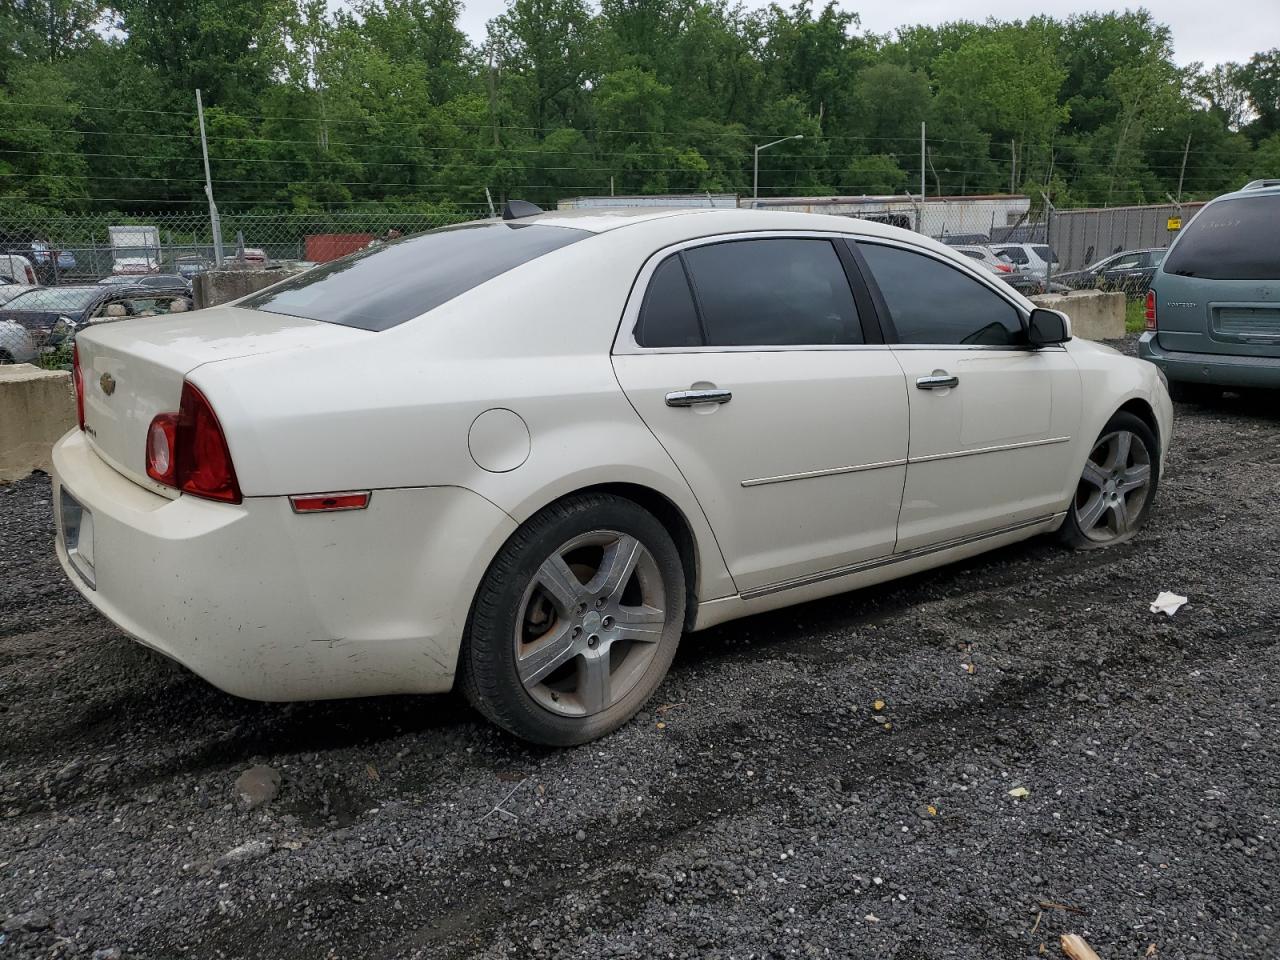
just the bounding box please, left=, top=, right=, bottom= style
left=1138, top=179, right=1280, bottom=400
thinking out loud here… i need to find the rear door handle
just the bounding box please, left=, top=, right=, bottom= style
left=915, top=374, right=959, bottom=390
left=666, top=389, right=732, bottom=407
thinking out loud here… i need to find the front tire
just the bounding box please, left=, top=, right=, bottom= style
left=1059, top=411, right=1159, bottom=550
left=459, top=493, right=685, bottom=746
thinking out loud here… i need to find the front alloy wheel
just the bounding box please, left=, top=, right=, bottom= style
left=1061, top=411, right=1159, bottom=549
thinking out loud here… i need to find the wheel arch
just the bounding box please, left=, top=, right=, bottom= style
left=1115, top=397, right=1161, bottom=453
left=529, top=481, right=703, bottom=632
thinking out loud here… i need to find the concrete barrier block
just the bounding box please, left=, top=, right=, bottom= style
left=1030, top=289, right=1126, bottom=341
left=193, top=268, right=301, bottom=309
left=0, top=364, right=76, bottom=482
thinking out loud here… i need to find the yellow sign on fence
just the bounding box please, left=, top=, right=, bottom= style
left=1167, top=217, right=1182, bottom=231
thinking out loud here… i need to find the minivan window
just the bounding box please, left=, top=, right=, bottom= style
left=996, top=247, right=1029, bottom=264
left=1162, top=194, right=1280, bottom=281
left=682, top=238, right=862, bottom=346
left=859, top=242, right=1024, bottom=346
left=244, top=221, right=590, bottom=331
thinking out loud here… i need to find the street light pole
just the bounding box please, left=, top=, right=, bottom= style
left=753, top=135, right=804, bottom=203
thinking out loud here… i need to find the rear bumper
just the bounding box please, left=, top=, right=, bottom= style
left=51, top=428, right=517, bottom=701
left=1137, top=332, right=1280, bottom=389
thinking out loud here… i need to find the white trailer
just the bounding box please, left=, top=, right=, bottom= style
left=108, top=225, right=162, bottom=275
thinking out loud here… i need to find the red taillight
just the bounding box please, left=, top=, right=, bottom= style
left=145, top=382, right=242, bottom=503
left=995, top=263, right=1013, bottom=273
left=24, top=265, right=36, bottom=284
left=145, top=413, right=178, bottom=486
left=72, top=343, right=85, bottom=430
left=1145, top=290, right=1157, bottom=330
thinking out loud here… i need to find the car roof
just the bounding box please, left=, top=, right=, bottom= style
left=502, top=205, right=927, bottom=240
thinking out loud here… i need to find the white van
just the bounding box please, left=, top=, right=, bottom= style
left=0, top=254, right=38, bottom=286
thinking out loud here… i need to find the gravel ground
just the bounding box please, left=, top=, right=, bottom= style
left=3, top=343, right=1279, bottom=960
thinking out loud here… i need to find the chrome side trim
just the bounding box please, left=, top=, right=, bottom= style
left=740, top=437, right=1070, bottom=488
left=909, top=435, right=1071, bottom=465
left=741, top=457, right=908, bottom=487
left=739, top=513, right=1064, bottom=601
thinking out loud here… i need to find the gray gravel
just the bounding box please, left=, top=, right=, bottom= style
left=3, top=345, right=1279, bottom=960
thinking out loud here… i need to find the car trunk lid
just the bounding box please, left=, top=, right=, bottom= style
left=76, top=305, right=369, bottom=491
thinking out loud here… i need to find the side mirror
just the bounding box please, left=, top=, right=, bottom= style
left=1027, top=307, right=1071, bottom=347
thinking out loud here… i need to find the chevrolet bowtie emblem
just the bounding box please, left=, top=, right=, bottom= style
left=99, top=372, right=116, bottom=396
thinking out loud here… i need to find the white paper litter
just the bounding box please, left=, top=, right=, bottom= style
left=1149, top=591, right=1188, bottom=616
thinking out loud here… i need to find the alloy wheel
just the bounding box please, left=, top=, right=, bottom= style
left=514, top=530, right=667, bottom=717
left=1073, top=428, right=1152, bottom=543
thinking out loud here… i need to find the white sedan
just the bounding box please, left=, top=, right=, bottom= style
left=52, top=205, right=1171, bottom=745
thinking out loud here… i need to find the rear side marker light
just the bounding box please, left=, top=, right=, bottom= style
left=289, top=492, right=371, bottom=514
left=1145, top=290, right=1157, bottom=330
left=72, top=343, right=85, bottom=430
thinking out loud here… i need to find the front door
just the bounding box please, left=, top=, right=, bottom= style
left=612, top=235, right=910, bottom=594
left=855, top=240, right=1082, bottom=552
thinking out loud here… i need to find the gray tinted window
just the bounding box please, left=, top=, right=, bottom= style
left=859, top=242, right=1024, bottom=346
left=683, top=239, right=862, bottom=346
left=244, top=221, right=590, bottom=331
left=996, top=247, right=1029, bottom=264
left=1163, top=195, right=1280, bottom=280
left=636, top=256, right=702, bottom=347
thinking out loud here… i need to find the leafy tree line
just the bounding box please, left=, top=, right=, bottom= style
left=0, top=0, right=1277, bottom=218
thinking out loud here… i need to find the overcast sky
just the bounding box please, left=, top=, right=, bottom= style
left=451, top=0, right=1268, bottom=67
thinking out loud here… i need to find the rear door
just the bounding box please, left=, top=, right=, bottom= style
left=611, top=234, right=910, bottom=594
left=1156, top=193, right=1280, bottom=357
left=853, top=239, right=1081, bottom=552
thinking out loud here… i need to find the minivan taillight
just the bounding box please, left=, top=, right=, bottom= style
left=72, top=343, right=85, bottom=430
left=24, top=265, right=36, bottom=284
left=145, top=382, right=242, bottom=503
left=1145, top=290, right=1157, bottom=330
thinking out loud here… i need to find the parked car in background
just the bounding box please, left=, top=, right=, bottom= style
left=30, top=240, right=77, bottom=278
left=0, top=318, right=37, bottom=363
left=99, top=274, right=191, bottom=295
left=993, top=243, right=1060, bottom=276
left=0, top=253, right=39, bottom=286
left=950, top=244, right=1017, bottom=276
left=52, top=204, right=1170, bottom=746
left=173, top=256, right=211, bottom=280
left=1139, top=179, right=1280, bottom=401
left=1001, top=273, right=1072, bottom=296
left=0, top=284, right=192, bottom=349
left=0, top=280, right=39, bottom=306
left=1056, top=248, right=1166, bottom=298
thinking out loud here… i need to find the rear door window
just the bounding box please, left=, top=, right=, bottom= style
left=635, top=256, right=702, bottom=348
left=858, top=242, right=1024, bottom=346
left=682, top=238, right=863, bottom=346
left=244, top=221, right=590, bottom=331
left=1163, top=194, right=1280, bottom=280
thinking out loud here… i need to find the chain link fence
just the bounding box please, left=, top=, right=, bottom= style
left=1, top=195, right=1200, bottom=366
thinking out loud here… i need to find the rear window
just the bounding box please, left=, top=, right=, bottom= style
left=1163, top=194, right=1280, bottom=281
left=244, top=221, right=590, bottom=331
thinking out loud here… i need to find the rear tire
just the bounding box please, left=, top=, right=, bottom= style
left=459, top=493, right=685, bottom=746
left=1059, top=411, right=1159, bottom=550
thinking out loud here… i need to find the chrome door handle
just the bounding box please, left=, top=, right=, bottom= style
left=915, top=374, right=959, bottom=390
left=665, top=389, right=732, bottom=407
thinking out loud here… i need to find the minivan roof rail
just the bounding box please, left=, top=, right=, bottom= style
left=1241, top=179, right=1280, bottom=190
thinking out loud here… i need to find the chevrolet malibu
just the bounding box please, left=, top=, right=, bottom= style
left=53, top=205, right=1172, bottom=745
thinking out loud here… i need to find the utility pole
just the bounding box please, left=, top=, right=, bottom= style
left=196, top=90, right=223, bottom=267
left=1176, top=134, right=1191, bottom=203
left=920, top=122, right=926, bottom=201
left=753, top=134, right=804, bottom=202
left=1010, top=139, right=1016, bottom=194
